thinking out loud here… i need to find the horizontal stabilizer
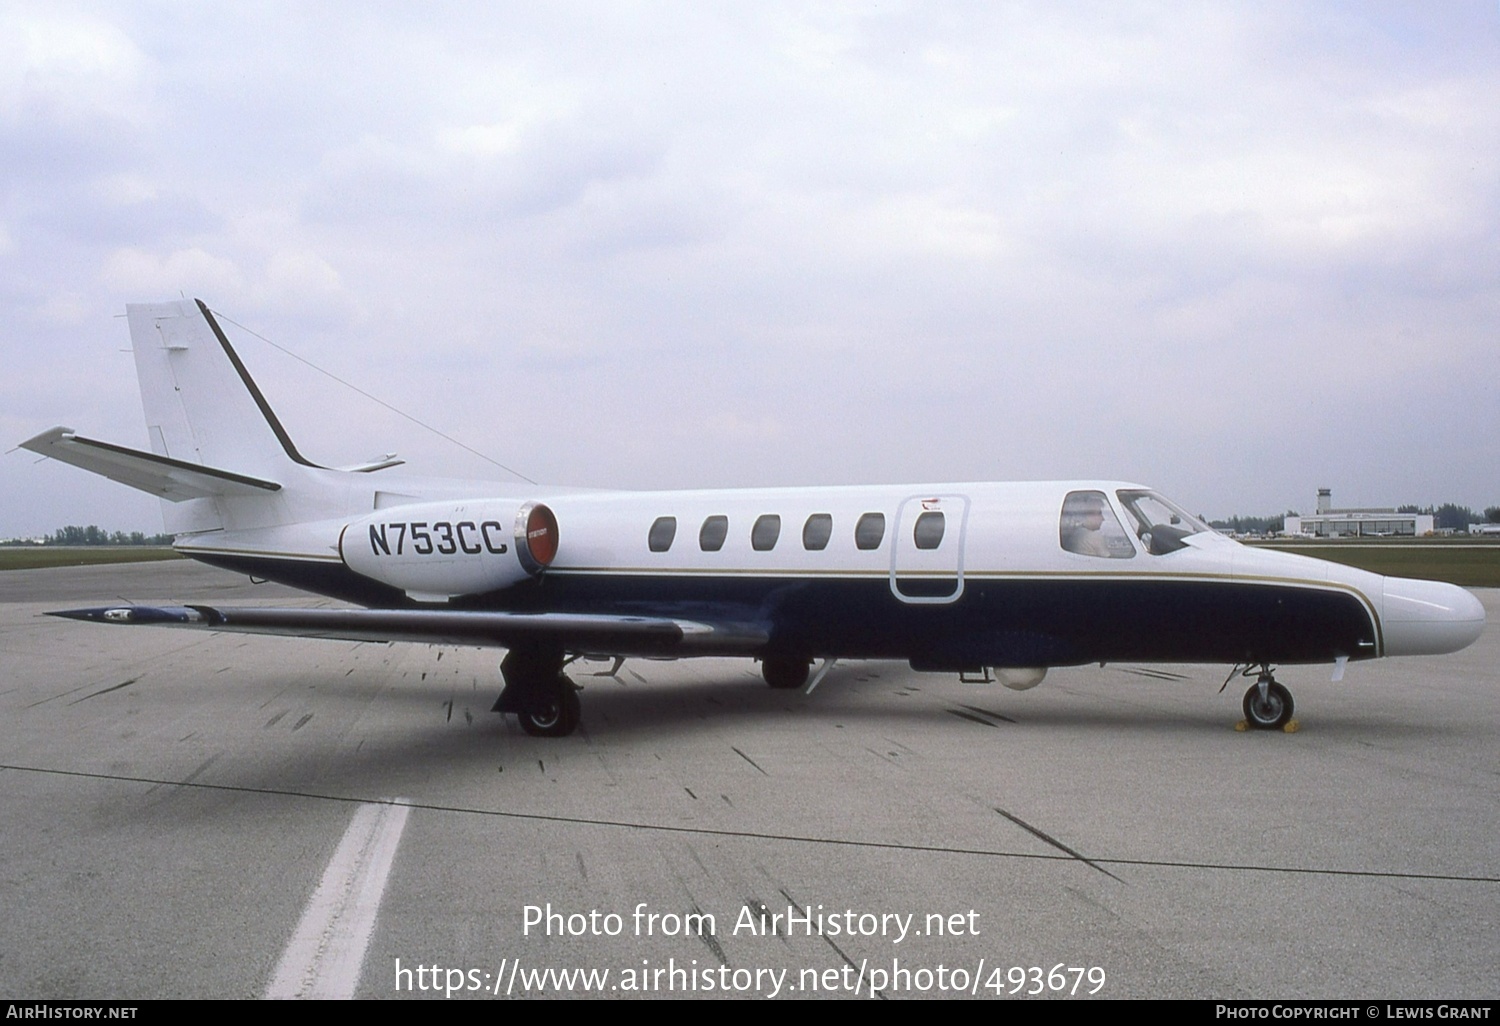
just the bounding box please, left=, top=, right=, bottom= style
left=20, top=428, right=281, bottom=501
left=47, top=605, right=770, bottom=658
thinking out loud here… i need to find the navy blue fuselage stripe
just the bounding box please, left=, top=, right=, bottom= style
left=192, top=552, right=1377, bottom=667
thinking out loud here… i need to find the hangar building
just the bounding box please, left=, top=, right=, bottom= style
left=1283, top=489, right=1433, bottom=538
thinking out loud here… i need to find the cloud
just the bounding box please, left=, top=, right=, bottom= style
left=2, top=2, right=1498, bottom=536
left=0, top=7, right=152, bottom=126
left=32, top=289, right=90, bottom=326
left=264, top=249, right=343, bottom=301
left=101, top=246, right=244, bottom=298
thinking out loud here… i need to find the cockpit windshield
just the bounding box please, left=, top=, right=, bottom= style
left=1115, top=490, right=1212, bottom=555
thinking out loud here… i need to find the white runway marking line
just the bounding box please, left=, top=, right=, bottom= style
left=266, top=799, right=412, bottom=999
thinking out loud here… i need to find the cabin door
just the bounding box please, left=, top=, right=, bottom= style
left=890, top=494, right=969, bottom=603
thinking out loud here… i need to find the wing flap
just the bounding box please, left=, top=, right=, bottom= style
left=20, top=428, right=281, bottom=501
left=47, top=605, right=770, bottom=658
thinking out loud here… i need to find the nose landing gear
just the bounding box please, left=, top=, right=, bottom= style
left=1235, top=664, right=1295, bottom=730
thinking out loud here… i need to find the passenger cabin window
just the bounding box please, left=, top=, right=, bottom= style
left=752, top=514, right=781, bottom=551
left=1059, top=490, right=1135, bottom=559
left=855, top=512, right=886, bottom=550
left=913, top=511, right=945, bottom=550
left=699, top=515, right=728, bottom=552
left=802, top=513, right=833, bottom=551
left=648, top=516, right=676, bottom=552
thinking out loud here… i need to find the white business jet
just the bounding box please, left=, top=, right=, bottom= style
left=21, top=300, right=1485, bottom=736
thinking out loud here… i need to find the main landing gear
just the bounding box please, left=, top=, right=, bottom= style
left=1238, top=665, right=1296, bottom=730
left=492, top=647, right=581, bottom=737
left=762, top=655, right=811, bottom=690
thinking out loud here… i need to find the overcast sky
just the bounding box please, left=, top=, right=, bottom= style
left=4, top=2, right=1497, bottom=537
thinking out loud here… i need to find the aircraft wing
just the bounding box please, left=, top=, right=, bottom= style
left=20, top=428, right=281, bottom=501
left=46, top=605, right=771, bottom=658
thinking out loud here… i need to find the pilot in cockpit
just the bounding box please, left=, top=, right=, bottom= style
left=1060, top=492, right=1113, bottom=557
left=1060, top=490, right=1141, bottom=559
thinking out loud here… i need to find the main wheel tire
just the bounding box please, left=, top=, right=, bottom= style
left=763, top=657, right=810, bottom=690
left=1242, top=680, right=1294, bottom=730
left=518, top=687, right=581, bottom=737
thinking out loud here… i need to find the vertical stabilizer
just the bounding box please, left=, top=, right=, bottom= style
left=128, top=300, right=320, bottom=481
left=127, top=300, right=329, bottom=535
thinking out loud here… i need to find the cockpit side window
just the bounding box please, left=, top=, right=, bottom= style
left=1060, top=490, right=1135, bottom=559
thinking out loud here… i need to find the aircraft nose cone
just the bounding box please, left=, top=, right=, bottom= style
left=1381, top=577, right=1486, bottom=656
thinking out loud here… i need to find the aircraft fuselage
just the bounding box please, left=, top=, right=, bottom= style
left=173, top=481, right=1477, bottom=672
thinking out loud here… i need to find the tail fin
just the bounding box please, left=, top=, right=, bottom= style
left=23, top=300, right=333, bottom=537
left=129, top=299, right=323, bottom=481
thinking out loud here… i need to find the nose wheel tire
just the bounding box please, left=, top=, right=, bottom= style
left=1242, top=679, right=1294, bottom=730
left=519, top=688, right=581, bottom=737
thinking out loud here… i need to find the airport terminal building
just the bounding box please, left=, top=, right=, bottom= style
left=1284, top=489, right=1433, bottom=538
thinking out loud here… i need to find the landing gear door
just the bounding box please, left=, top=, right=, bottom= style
left=890, top=494, right=969, bottom=604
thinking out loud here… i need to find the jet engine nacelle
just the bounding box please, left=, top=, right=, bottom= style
left=993, top=667, right=1048, bottom=691
left=340, top=500, right=558, bottom=601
